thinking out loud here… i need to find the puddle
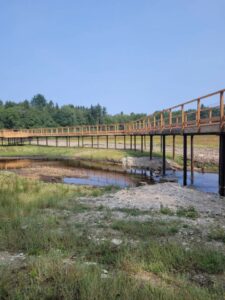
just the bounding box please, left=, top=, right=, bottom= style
left=0, top=158, right=219, bottom=193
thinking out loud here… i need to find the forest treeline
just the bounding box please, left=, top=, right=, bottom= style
left=0, top=94, right=146, bottom=129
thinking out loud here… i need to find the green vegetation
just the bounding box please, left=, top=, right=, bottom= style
left=0, top=145, right=149, bottom=160
left=0, top=174, right=224, bottom=299
left=160, top=206, right=174, bottom=216
left=112, top=220, right=180, bottom=238
left=176, top=206, right=199, bottom=219
left=0, top=94, right=145, bottom=129
left=208, top=226, right=225, bottom=243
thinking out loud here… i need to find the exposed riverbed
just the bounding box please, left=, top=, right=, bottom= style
left=0, top=157, right=220, bottom=193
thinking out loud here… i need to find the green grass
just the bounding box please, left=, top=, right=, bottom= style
left=160, top=205, right=174, bottom=216
left=111, top=220, right=180, bottom=238
left=0, top=144, right=149, bottom=160
left=208, top=226, right=225, bottom=243
left=176, top=206, right=199, bottom=219
left=0, top=173, right=224, bottom=299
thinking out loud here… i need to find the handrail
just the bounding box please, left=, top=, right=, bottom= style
left=0, top=89, right=224, bottom=138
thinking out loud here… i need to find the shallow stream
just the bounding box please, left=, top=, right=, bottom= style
left=0, top=158, right=219, bottom=193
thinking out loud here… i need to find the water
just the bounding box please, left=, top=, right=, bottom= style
left=0, top=158, right=219, bottom=193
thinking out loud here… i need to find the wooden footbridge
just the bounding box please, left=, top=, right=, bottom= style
left=1, top=89, right=225, bottom=195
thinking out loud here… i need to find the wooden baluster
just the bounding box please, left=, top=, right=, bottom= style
left=169, top=109, right=172, bottom=129
left=160, top=112, right=163, bottom=130
left=197, top=98, right=201, bottom=127
left=181, top=105, right=184, bottom=129
left=209, top=108, right=212, bottom=124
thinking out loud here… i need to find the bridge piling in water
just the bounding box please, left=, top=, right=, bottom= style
left=183, top=135, right=187, bottom=186
left=150, top=135, right=153, bottom=160
left=162, top=135, right=166, bottom=176
left=172, top=135, right=176, bottom=160
left=219, top=134, right=225, bottom=196
left=190, top=135, right=194, bottom=184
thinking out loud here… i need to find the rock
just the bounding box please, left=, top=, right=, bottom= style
left=111, top=238, right=122, bottom=246
left=159, top=177, right=178, bottom=183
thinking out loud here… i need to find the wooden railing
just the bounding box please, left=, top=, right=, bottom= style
left=0, top=89, right=224, bottom=138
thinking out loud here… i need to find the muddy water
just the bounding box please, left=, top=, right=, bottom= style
left=0, top=158, right=219, bottom=193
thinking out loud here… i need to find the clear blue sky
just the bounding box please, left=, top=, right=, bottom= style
left=0, top=0, right=224, bottom=114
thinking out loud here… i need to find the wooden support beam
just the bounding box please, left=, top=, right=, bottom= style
left=190, top=135, right=194, bottom=184
left=124, top=135, right=126, bottom=150
left=220, top=91, right=224, bottom=126
left=97, top=136, right=99, bottom=148
left=141, top=135, right=143, bottom=152
left=115, top=135, right=117, bottom=149
left=162, top=135, right=166, bottom=176
left=106, top=135, right=108, bottom=149
left=130, top=135, right=132, bottom=150
left=91, top=136, right=94, bottom=148
left=134, top=135, right=136, bottom=151
left=219, top=134, right=225, bottom=196
left=172, top=135, right=175, bottom=160
left=183, top=134, right=187, bottom=186
left=150, top=135, right=153, bottom=160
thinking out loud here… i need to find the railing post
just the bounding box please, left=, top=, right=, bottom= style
left=160, top=112, right=164, bottom=130
left=220, top=91, right=224, bottom=127
left=209, top=109, right=212, bottom=124
left=169, top=109, right=172, bottom=129
left=181, top=105, right=184, bottom=129
left=197, top=98, right=201, bottom=127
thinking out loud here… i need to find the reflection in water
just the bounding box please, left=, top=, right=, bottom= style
left=0, top=158, right=219, bottom=193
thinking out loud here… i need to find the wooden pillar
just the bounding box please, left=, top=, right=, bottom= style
left=144, top=135, right=146, bottom=150
left=97, top=136, right=99, bottom=148
left=141, top=135, right=143, bottom=152
left=124, top=135, right=126, bottom=150
left=134, top=135, right=136, bottom=151
left=162, top=135, right=166, bottom=176
left=106, top=135, right=108, bottom=149
left=160, top=136, right=163, bottom=152
left=172, top=135, right=176, bottom=160
left=130, top=135, right=132, bottom=150
left=219, top=134, right=225, bottom=196
left=150, top=135, right=153, bottom=160
left=183, top=135, right=187, bottom=186
left=190, top=135, right=194, bottom=183
left=91, top=136, right=94, bottom=148
left=78, top=136, right=80, bottom=147
left=115, top=136, right=117, bottom=149
left=82, top=136, right=84, bottom=147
